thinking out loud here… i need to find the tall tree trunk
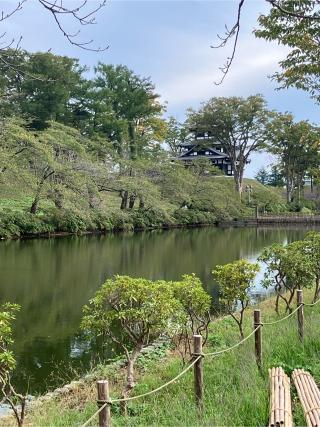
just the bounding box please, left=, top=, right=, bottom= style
left=233, top=164, right=244, bottom=197
left=128, top=122, right=136, bottom=160
left=139, top=196, right=145, bottom=209
left=120, top=190, right=128, bottom=210
left=30, top=170, right=54, bottom=214
left=129, top=195, right=135, bottom=209
left=30, top=183, right=44, bottom=214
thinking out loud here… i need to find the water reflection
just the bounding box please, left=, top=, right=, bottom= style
left=0, top=226, right=316, bottom=393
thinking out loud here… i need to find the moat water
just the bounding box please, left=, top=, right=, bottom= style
left=0, top=226, right=315, bottom=393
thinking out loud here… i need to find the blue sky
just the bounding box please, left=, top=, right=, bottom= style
left=1, top=0, right=319, bottom=176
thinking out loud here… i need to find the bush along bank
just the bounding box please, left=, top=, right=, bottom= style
left=0, top=177, right=286, bottom=239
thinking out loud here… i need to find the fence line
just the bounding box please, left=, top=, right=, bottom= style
left=202, top=325, right=260, bottom=357
left=81, top=293, right=320, bottom=427
left=262, top=305, right=301, bottom=325
left=110, top=355, right=201, bottom=403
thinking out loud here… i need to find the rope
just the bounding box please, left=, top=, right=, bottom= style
left=203, top=325, right=261, bottom=357
left=110, top=355, right=201, bottom=403
left=262, top=305, right=301, bottom=325
left=304, top=298, right=320, bottom=307
left=80, top=296, right=320, bottom=426
left=80, top=402, right=108, bottom=427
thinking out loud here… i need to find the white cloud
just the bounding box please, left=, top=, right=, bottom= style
left=157, top=35, right=289, bottom=110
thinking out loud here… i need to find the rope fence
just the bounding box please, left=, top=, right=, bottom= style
left=81, top=290, right=320, bottom=427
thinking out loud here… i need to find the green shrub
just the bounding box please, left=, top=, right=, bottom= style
left=0, top=210, right=53, bottom=238
left=109, top=210, right=134, bottom=231
left=45, top=209, right=91, bottom=233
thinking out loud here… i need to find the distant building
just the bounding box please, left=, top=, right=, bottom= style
left=176, top=129, right=233, bottom=176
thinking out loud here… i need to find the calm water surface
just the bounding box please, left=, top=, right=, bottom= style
left=0, top=226, right=316, bottom=393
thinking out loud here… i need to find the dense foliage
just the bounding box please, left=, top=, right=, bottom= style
left=81, top=274, right=211, bottom=407
left=255, top=0, right=320, bottom=103
left=213, top=260, right=260, bottom=338
left=0, top=56, right=285, bottom=239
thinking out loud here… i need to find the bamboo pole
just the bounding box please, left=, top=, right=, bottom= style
left=292, top=369, right=320, bottom=427
left=193, top=335, right=204, bottom=413
left=254, top=310, right=262, bottom=369
left=97, top=380, right=111, bottom=427
left=269, top=367, right=292, bottom=427
left=297, top=290, right=304, bottom=342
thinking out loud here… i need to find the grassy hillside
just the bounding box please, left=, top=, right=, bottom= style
left=0, top=172, right=286, bottom=239
left=15, top=289, right=319, bottom=427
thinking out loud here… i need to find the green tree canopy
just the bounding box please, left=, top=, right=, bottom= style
left=188, top=95, right=270, bottom=195
left=266, top=113, right=320, bottom=203
left=81, top=275, right=184, bottom=408
left=255, top=0, right=320, bottom=103
left=213, top=259, right=260, bottom=338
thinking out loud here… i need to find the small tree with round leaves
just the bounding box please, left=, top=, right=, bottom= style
left=303, top=232, right=320, bottom=303
left=213, top=260, right=260, bottom=339
left=172, top=274, right=211, bottom=363
left=259, top=241, right=315, bottom=314
left=0, top=303, right=27, bottom=427
left=81, top=275, right=184, bottom=414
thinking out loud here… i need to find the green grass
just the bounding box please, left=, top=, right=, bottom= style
left=20, top=291, right=320, bottom=426
left=0, top=173, right=287, bottom=239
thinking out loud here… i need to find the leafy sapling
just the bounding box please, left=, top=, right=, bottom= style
left=259, top=241, right=314, bottom=314
left=213, top=260, right=260, bottom=339
left=303, top=232, right=320, bottom=303
left=172, top=274, right=211, bottom=363
left=0, top=303, right=27, bottom=427
left=81, top=275, right=184, bottom=414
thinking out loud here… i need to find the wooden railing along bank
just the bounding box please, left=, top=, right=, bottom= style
left=218, top=211, right=320, bottom=226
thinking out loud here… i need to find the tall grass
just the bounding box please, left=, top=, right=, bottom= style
left=27, top=292, right=320, bottom=427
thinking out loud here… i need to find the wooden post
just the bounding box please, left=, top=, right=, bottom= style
left=297, top=289, right=304, bottom=343
left=193, top=334, right=203, bottom=413
left=255, top=205, right=259, bottom=220
left=97, top=380, right=111, bottom=427
left=254, top=309, right=262, bottom=369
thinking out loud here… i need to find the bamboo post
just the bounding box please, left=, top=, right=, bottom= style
left=254, top=309, right=262, bottom=369
left=193, top=334, right=204, bottom=413
left=97, top=380, right=111, bottom=427
left=297, top=289, right=304, bottom=343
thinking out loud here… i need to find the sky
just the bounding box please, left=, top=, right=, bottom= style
left=1, top=0, right=319, bottom=177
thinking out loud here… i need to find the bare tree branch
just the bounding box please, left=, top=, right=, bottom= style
left=212, top=0, right=320, bottom=85
left=211, top=0, right=245, bottom=85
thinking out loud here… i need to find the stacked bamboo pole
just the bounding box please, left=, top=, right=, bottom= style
left=269, top=367, right=292, bottom=427
left=292, top=369, right=320, bottom=427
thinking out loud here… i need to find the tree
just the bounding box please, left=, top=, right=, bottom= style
left=255, top=167, right=269, bottom=185
left=165, top=117, right=190, bottom=155
left=93, top=64, right=164, bottom=159
left=255, top=0, right=320, bottom=103
left=0, top=50, right=88, bottom=130
left=172, top=274, right=211, bottom=363
left=259, top=241, right=315, bottom=314
left=0, top=303, right=27, bottom=427
left=81, top=275, right=184, bottom=413
left=303, top=232, right=320, bottom=303
left=268, top=165, right=284, bottom=188
left=212, top=0, right=320, bottom=93
left=0, top=1, right=107, bottom=53
left=266, top=113, right=320, bottom=203
left=212, top=259, right=260, bottom=339
left=188, top=95, right=270, bottom=195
